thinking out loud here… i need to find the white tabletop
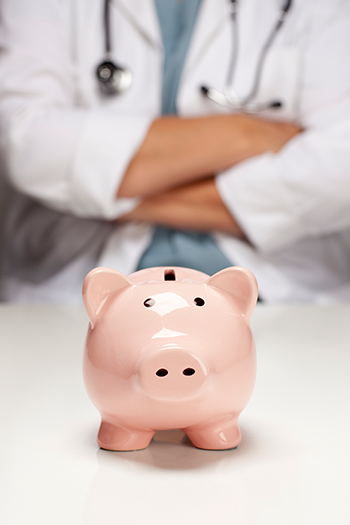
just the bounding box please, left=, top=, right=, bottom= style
left=1, top=303, right=349, bottom=525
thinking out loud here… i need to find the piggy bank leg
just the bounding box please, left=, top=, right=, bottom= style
left=184, top=415, right=242, bottom=451
left=98, top=421, right=155, bottom=451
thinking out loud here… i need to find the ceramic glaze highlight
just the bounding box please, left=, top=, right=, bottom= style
left=82, top=266, right=258, bottom=451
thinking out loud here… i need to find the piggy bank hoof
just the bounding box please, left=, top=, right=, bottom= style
left=97, top=422, right=155, bottom=451
left=185, top=421, right=242, bottom=451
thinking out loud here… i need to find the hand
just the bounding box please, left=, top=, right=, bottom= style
left=251, top=119, right=302, bottom=153
left=119, top=178, right=246, bottom=238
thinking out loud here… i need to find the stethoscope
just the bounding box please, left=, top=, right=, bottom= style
left=96, top=0, right=293, bottom=113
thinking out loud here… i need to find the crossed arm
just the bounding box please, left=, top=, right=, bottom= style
left=117, top=114, right=301, bottom=237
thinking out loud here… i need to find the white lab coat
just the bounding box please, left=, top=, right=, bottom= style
left=1, top=0, right=350, bottom=303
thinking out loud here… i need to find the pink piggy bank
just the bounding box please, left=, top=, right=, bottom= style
left=82, top=266, right=258, bottom=451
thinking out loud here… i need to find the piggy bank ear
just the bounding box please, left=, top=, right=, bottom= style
left=207, top=267, right=258, bottom=322
left=82, top=267, right=133, bottom=327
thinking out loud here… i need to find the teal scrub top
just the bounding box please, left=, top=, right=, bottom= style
left=137, top=0, right=233, bottom=275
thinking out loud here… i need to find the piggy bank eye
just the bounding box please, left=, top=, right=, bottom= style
left=194, top=297, right=205, bottom=307
left=144, top=298, right=155, bottom=308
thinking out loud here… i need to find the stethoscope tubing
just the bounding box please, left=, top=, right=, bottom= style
left=104, top=0, right=112, bottom=56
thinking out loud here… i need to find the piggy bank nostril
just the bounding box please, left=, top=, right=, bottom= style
left=156, top=368, right=168, bottom=377
left=183, top=368, right=196, bottom=376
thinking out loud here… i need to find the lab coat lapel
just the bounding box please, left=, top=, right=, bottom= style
left=183, top=0, right=228, bottom=78
left=112, top=0, right=162, bottom=50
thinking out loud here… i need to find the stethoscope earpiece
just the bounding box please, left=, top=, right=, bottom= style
left=96, top=60, right=132, bottom=96
left=269, top=101, right=283, bottom=108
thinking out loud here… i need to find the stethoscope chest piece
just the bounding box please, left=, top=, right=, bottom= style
left=96, top=60, right=133, bottom=96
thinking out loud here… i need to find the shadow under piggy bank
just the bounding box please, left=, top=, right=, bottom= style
left=96, top=426, right=259, bottom=471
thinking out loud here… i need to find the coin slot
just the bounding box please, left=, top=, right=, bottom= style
left=164, top=269, right=176, bottom=281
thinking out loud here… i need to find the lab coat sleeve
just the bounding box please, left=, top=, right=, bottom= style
left=216, top=3, right=350, bottom=254
left=0, top=1, right=151, bottom=219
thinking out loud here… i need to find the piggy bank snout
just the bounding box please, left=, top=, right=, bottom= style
left=138, top=349, right=209, bottom=400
